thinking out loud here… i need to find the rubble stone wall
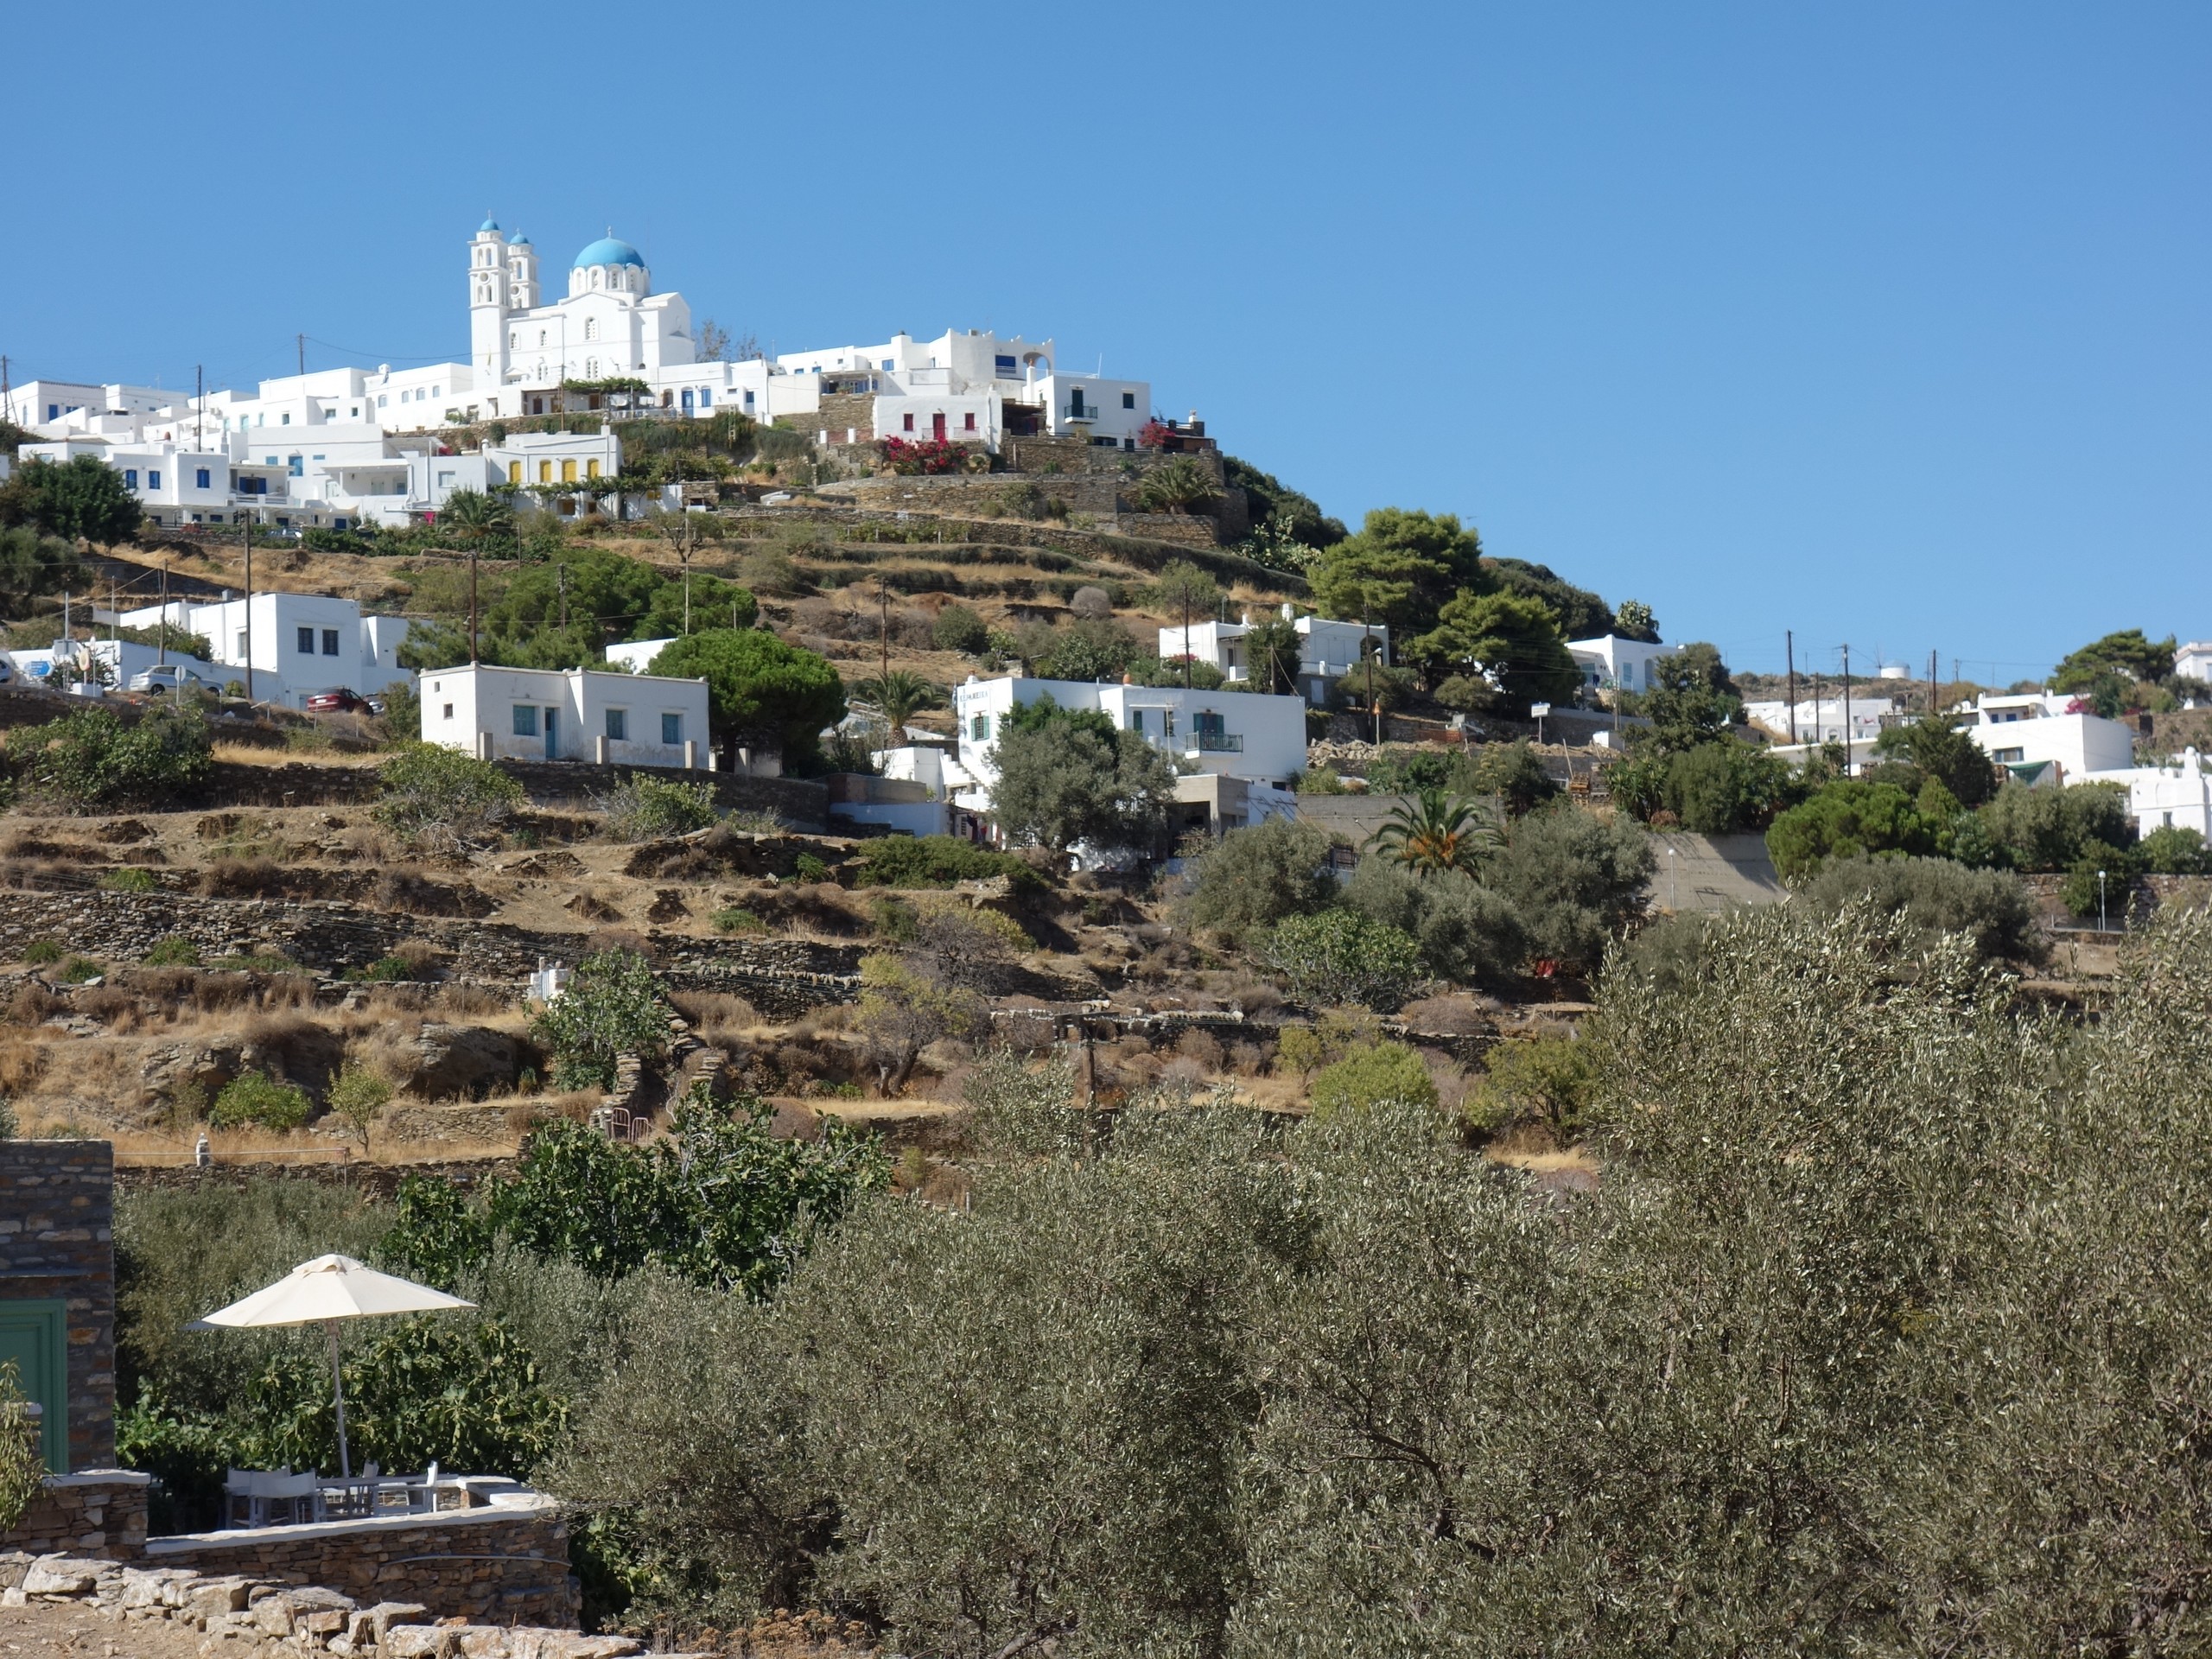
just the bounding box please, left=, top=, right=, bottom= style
left=0, top=1141, right=116, bottom=1471
left=0, top=1471, right=147, bottom=1557
left=143, top=1503, right=579, bottom=1627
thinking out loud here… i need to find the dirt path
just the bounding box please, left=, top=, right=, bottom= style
left=0, top=1599, right=201, bottom=1657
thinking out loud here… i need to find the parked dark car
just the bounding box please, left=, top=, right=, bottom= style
left=305, top=688, right=371, bottom=715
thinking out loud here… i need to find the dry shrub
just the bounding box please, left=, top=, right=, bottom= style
left=1230, top=1040, right=1270, bottom=1077
left=432, top=982, right=509, bottom=1019
left=254, top=974, right=318, bottom=1011
left=671, top=990, right=762, bottom=1048
left=373, top=868, right=481, bottom=917
left=1158, top=1055, right=1213, bottom=1089
left=1173, top=1027, right=1227, bottom=1071
left=347, top=1020, right=428, bottom=1088
left=995, top=1011, right=1059, bottom=1054
left=584, top=926, right=655, bottom=959
left=8, top=983, right=61, bottom=1026
left=199, top=858, right=290, bottom=899
left=1398, top=993, right=1497, bottom=1033
left=0, top=858, right=73, bottom=892
left=74, top=987, right=143, bottom=1031
left=0, top=1039, right=51, bottom=1094
left=1220, top=976, right=1283, bottom=1017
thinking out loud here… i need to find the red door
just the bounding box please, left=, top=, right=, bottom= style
left=931, top=411, right=947, bottom=440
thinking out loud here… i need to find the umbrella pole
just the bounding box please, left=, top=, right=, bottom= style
left=325, top=1319, right=351, bottom=1479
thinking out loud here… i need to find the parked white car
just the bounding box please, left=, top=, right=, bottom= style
left=128, top=664, right=214, bottom=695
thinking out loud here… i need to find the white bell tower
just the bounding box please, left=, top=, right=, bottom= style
left=468, top=216, right=510, bottom=383
left=505, top=232, right=540, bottom=313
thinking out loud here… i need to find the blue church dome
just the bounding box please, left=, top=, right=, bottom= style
left=573, top=236, right=644, bottom=270
left=479, top=217, right=499, bottom=232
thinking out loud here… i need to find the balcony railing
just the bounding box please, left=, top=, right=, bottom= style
left=1190, top=731, right=1243, bottom=753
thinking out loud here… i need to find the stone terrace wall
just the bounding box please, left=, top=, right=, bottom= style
left=166, top=760, right=830, bottom=825
left=143, top=1502, right=579, bottom=1627
left=0, top=1141, right=117, bottom=1471
left=0, top=889, right=864, bottom=993
left=0, top=1471, right=147, bottom=1557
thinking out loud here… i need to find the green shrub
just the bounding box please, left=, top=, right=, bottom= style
left=1799, top=855, right=2047, bottom=963
left=1765, top=780, right=1937, bottom=882
left=22, top=939, right=63, bottom=964
left=601, top=777, right=718, bottom=842
left=324, top=1065, right=393, bottom=1153
left=59, top=957, right=105, bottom=984
left=1487, top=803, right=1653, bottom=972
left=1463, top=741, right=1560, bottom=817
left=2139, top=824, right=2210, bottom=875
left=1263, top=910, right=1425, bottom=1013
left=0, top=1363, right=42, bottom=1527
left=355, top=956, right=416, bottom=982
left=209, top=1072, right=313, bottom=1131
left=1181, top=817, right=1339, bottom=936
left=1465, top=1033, right=1597, bottom=1135
left=793, top=852, right=830, bottom=883
left=2059, top=842, right=2139, bottom=919
left=531, top=950, right=669, bottom=1091
left=712, top=906, right=764, bottom=934
left=931, top=605, right=990, bottom=654
left=1309, top=1041, right=1439, bottom=1119
left=11, top=704, right=213, bottom=810
left=850, top=835, right=1034, bottom=890
left=144, top=936, right=201, bottom=967
left=1339, top=857, right=1528, bottom=988
left=1977, top=780, right=2133, bottom=873
left=375, top=744, right=524, bottom=847
left=99, top=867, right=157, bottom=893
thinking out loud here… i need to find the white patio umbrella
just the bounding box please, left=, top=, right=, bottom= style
left=191, top=1254, right=475, bottom=1479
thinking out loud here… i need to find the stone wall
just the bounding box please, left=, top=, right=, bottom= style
left=1115, top=512, right=1222, bottom=548
left=810, top=392, right=876, bottom=443
left=0, top=1141, right=116, bottom=1471
left=0, top=1471, right=147, bottom=1557
left=166, top=760, right=830, bottom=824
left=116, top=1158, right=517, bottom=1201
left=0, top=889, right=864, bottom=994
left=143, top=1501, right=579, bottom=1627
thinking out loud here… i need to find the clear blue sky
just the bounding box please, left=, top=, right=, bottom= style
left=7, top=3, right=2205, bottom=678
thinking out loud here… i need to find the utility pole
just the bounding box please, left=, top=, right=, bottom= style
left=879, top=576, right=890, bottom=683
left=1363, top=594, right=1378, bottom=747
left=156, top=560, right=169, bottom=667
left=1928, top=649, right=1938, bottom=720
left=1181, top=586, right=1192, bottom=689
left=241, top=518, right=254, bottom=704
left=296, top=334, right=305, bottom=376
left=195, top=364, right=204, bottom=448
left=1785, top=629, right=1797, bottom=745
left=1840, top=644, right=1853, bottom=778
left=556, top=563, right=568, bottom=630
left=1, top=354, right=10, bottom=425
left=469, top=546, right=480, bottom=664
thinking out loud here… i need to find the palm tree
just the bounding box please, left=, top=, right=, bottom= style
left=1371, top=790, right=1502, bottom=877
left=852, top=671, right=945, bottom=744
left=1136, top=456, right=1218, bottom=514
left=438, top=488, right=514, bottom=546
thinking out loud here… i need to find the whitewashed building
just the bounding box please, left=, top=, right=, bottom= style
left=1567, top=634, right=1680, bottom=696
left=950, top=675, right=1306, bottom=845
left=23, top=221, right=1160, bottom=464
left=1157, top=607, right=1390, bottom=707
left=2082, top=750, right=2212, bottom=840
left=1743, top=696, right=1897, bottom=747
left=2176, top=640, right=2212, bottom=684
left=120, top=594, right=412, bottom=709
left=1961, top=692, right=2136, bottom=780
left=418, top=662, right=710, bottom=767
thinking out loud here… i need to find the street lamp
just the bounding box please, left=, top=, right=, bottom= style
left=2097, top=868, right=2108, bottom=933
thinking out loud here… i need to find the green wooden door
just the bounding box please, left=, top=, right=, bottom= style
left=0, top=1300, right=68, bottom=1472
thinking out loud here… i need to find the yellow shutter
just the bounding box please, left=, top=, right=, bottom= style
left=586, top=459, right=601, bottom=479
left=537, top=461, right=552, bottom=483
left=507, top=461, right=521, bottom=485
left=562, top=460, right=577, bottom=482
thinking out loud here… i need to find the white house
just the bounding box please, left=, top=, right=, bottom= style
left=950, top=675, right=1306, bottom=844
left=1961, top=692, right=2135, bottom=780
left=1743, top=696, right=1897, bottom=747
left=418, top=662, right=710, bottom=767
left=2176, top=641, right=2212, bottom=684
left=603, top=639, right=676, bottom=676
left=121, top=594, right=413, bottom=709
left=2082, top=749, right=2212, bottom=840
left=1567, top=634, right=1680, bottom=696
left=1157, top=607, right=1391, bottom=707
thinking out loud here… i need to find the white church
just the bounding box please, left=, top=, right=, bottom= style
left=8, top=221, right=1158, bottom=529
